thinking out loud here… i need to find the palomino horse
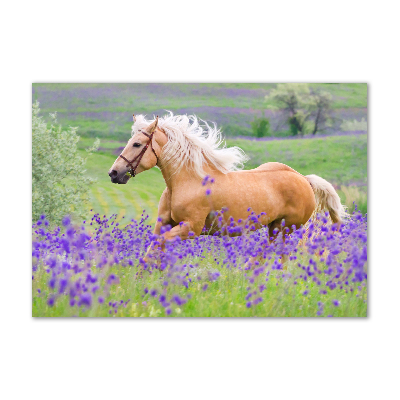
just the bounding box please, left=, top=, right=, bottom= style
left=108, top=113, right=347, bottom=266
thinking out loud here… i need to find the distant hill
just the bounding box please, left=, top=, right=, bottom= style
left=32, top=83, right=367, bottom=140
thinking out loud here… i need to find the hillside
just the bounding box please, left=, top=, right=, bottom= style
left=33, top=83, right=367, bottom=140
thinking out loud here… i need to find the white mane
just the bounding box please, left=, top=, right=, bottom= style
left=131, top=112, right=249, bottom=178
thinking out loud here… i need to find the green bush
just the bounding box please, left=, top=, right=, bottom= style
left=32, top=102, right=99, bottom=226
left=251, top=116, right=271, bottom=138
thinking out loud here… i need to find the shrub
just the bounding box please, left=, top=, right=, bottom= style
left=32, top=102, right=99, bottom=226
left=251, top=116, right=271, bottom=138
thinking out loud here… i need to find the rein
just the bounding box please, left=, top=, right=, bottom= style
left=119, top=129, right=159, bottom=177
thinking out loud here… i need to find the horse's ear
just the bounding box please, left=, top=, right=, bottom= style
left=132, top=113, right=136, bottom=122
left=147, top=116, right=159, bottom=133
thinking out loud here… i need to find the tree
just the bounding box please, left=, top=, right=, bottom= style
left=309, top=88, right=333, bottom=135
left=32, top=102, right=99, bottom=225
left=265, top=84, right=332, bottom=136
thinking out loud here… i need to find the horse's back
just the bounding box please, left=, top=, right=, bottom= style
left=252, top=162, right=301, bottom=175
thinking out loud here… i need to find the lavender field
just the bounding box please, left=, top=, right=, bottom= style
left=32, top=204, right=367, bottom=317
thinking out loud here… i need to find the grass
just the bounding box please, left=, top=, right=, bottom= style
left=32, top=254, right=367, bottom=317
left=228, top=135, right=368, bottom=186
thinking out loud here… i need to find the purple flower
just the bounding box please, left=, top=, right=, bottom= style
left=48, top=277, right=56, bottom=289
left=332, top=300, right=340, bottom=307
left=59, top=278, right=68, bottom=294
left=80, top=293, right=92, bottom=307
left=98, top=296, right=104, bottom=304
left=107, top=274, right=119, bottom=285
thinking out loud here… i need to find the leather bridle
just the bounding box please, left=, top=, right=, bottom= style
left=119, top=129, right=159, bottom=177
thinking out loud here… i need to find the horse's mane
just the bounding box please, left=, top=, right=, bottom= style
left=131, top=112, right=249, bottom=178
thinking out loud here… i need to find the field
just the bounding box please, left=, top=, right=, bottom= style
left=33, top=134, right=367, bottom=318
left=32, top=208, right=367, bottom=317
left=33, top=83, right=367, bottom=139
left=32, top=83, right=367, bottom=317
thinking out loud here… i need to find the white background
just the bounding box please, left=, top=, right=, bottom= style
left=0, top=1, right=399, bottom=399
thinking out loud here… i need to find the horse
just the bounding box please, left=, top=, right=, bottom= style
left=108, top=112, right=347, bottom=267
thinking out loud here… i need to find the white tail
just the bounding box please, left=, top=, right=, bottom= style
left=306, top=174, right=348, bottom=223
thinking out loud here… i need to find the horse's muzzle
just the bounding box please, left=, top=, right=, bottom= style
left=109, top=170, right=130, bottom=184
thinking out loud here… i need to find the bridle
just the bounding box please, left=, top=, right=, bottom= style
left=119, top=128, right=159, bottom=177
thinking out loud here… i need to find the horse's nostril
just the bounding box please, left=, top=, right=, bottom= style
left=109, top=170, right=118, bottom=178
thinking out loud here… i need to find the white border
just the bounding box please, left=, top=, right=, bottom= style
left=1, top=1, right=399, bottom=399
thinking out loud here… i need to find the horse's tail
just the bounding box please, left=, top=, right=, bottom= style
left=305, top=174, right=348, bottom=224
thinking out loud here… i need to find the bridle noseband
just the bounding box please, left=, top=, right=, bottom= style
left=119, top=129, right=159, bottom=177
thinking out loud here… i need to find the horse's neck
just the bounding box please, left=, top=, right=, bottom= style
left=159, top=161, right=197, bottom=192
left=159, top=159, right=216, bottom=193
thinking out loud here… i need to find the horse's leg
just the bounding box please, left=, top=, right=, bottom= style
left=142, top=189, right=172, bottom=270
left=159, top=219, right=204, bottom=244
left=268, top=220, right=291, bottom=270
left=140, top=215, right=204, bottom=278
left=242, top=222, right=268, bottom=270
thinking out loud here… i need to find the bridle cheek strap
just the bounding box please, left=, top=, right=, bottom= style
left=119, top=130, right=158, bottom=177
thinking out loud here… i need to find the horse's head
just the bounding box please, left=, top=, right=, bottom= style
left=108, top=116, right=163, bottom=184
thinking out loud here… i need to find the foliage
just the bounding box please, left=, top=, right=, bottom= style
left=340, top=118, right=368, bottom=131
left=265, top=84, right=333, bottom=136
left=32, top=102, right=100, bottom=226
left=251, top=116, right=271, bottom=137
left=32, top=206, right=367, bottom=317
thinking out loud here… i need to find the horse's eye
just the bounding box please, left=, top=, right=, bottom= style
left=133, top=143, right=141, bottom=148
